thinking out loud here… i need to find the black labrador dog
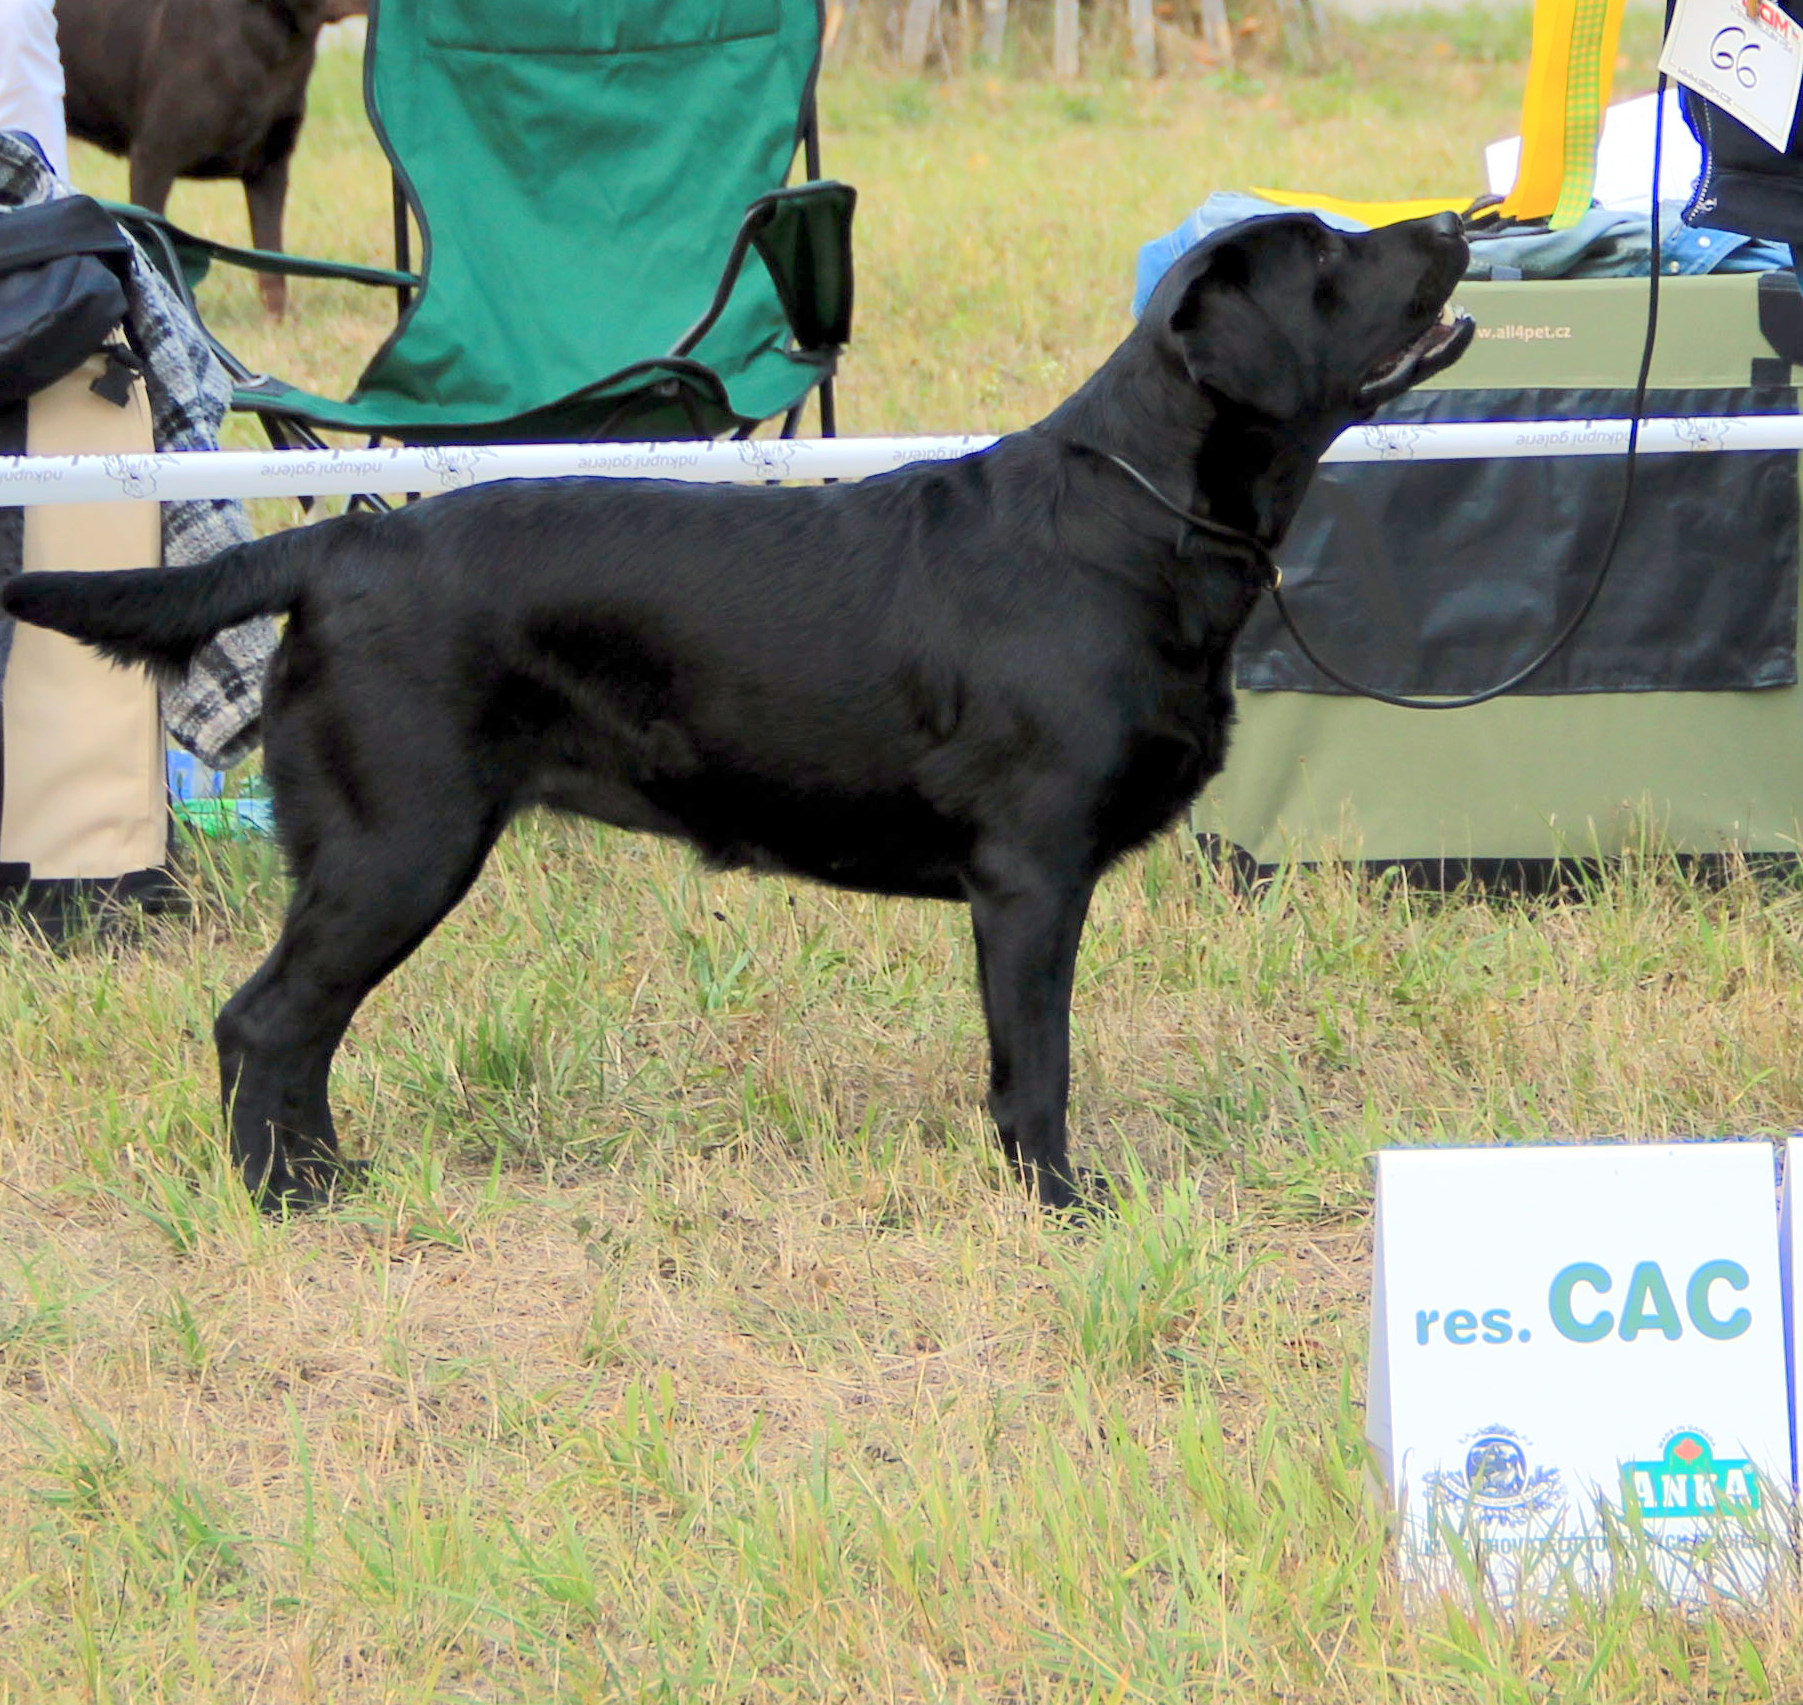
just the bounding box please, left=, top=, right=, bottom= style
left=59, top=0, right=367, bottom=318
left=5, top=212, right=1472, bottom=1211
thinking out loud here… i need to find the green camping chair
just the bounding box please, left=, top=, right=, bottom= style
left=116, top=0, right=854, bottom=447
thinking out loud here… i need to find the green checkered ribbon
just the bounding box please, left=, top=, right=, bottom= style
left=1551, top=0, right=1612, bottom=228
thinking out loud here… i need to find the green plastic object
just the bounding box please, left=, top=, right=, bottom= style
left=232, top=0, right=853, bottom=443
left=1197, top=272, right=1803, bottom=869
left=173, top=797, right=276, bottom=840
left=166, top=749, right=276, bottom=840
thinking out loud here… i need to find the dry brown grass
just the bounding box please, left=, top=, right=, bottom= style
left=7, top=10, right=1799, bottom=1700
left=10, top=823, right=1803, bottom=1699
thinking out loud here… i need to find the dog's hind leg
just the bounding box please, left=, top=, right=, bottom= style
left=966, top=862, right=1096, bottom=1211
left=215, top=805, right=504, bottom=1209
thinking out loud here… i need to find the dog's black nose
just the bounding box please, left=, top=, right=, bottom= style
left=1424, top=210, right=1464, bottom=243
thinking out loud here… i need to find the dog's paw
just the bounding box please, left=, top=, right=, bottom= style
left=1074, top=1165, right=1121, bottom=1215
left=259, top=1156, right=373, bottom=1215
left=1034, top=1164, right=1117, bottom=1225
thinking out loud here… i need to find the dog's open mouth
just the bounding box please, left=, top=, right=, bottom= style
left=1357, top=306, right=1476, bottom=407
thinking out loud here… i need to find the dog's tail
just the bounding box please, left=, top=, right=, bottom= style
left=1, top=514, right=347, bottom=678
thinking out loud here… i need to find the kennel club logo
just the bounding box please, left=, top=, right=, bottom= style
left=101, top=452, right=180, bottom=498
left=1349, top=422, right=1428, bottom=461
left=1422, top=1426, right=1566, bottom=1528
left=419, top=446, right=498, bottom=490
left=735, top=438, right=797, bottom=478
left=1620, top=1430, right=1762, bottom=1520
left=1674, top=416, right=1735, bottom=454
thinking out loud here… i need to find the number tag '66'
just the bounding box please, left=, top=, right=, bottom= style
left=1661, top=0, right=1803, bottom=152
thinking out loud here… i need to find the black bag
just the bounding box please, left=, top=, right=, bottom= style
left=0, top=197, right=134, bottom=407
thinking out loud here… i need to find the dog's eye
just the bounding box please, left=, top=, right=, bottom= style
left=1313, top=244, right=1339, bottom=304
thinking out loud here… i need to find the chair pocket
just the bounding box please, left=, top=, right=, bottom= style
left=427, top=0, right=779, bottom=54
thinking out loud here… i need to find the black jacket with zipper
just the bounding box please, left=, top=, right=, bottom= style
left=1678, top=0, right=1803, bottom=245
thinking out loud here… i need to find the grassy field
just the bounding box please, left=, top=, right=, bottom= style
left=7, top=8, right=1801, bottom=1699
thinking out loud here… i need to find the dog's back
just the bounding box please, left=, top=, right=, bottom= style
left=56, top=0, right=145, bottom=155
left=60, top=0, right=363, bottom=179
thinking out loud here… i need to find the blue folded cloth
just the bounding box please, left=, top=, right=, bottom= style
left=1131, top=191, right=1791, bottom=318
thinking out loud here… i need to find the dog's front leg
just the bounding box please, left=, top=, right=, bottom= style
left=967, top=866, right=1096, bottom=1210
left=243, top=155, right=292, bottom=319
left=126, top=150, right=177, bottom=223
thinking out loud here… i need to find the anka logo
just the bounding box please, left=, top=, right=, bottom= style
left=1423, top=1426, right=1565, bottom=1528
left=1621, top=1430, right=1761, bottom=1520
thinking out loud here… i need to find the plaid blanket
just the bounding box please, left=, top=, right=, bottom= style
left=0, top=132, right=274, bottom=769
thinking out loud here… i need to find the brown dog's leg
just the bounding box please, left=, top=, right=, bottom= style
left=127, top=151, right=176, bottom=221
left=244, top=157, right=291, bottom=319
left=966, top=860, right=1095, bottom=1211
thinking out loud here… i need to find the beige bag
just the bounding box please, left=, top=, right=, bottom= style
left=1, top=347, right=166, bottom=880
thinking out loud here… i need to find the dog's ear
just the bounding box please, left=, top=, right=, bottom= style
left=1164, top=237, right=1309, bottom=421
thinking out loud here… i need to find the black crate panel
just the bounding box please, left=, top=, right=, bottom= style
left=1237, top=387, right=1801, bottom=696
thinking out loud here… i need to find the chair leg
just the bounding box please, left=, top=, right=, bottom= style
left=391, top=172, right=413, bottom=317
left=255, top=412, right=391, bottom=514
left=674, top=387, right=712, bottom=439
left=818, top=374, right=838, bottom=438
left=259, top=416, right=313, bottom=514
left=350, top=435, right=394, bottom=514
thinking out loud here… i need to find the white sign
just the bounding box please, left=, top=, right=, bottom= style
left=1660, top=0, right=1803, bottom=154
left=1778, top=1135, right=1803, bottom=1488
left=1369, top=1144, right=1790, bottom=1606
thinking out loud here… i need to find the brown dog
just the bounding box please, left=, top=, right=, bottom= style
left=59, top=0, right=367, bottom=317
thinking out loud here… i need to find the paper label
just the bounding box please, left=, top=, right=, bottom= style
left=1661, top=0, right=1803, bottom=153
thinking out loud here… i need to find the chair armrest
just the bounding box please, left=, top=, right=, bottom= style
left=103, top=201, right=418, bottom=294
left=746, top=181, right=856, bottom=352
left=669, top=180, right=856, bottom=359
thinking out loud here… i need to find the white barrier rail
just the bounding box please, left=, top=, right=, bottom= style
left=0, top=415, right=1796, bottom=508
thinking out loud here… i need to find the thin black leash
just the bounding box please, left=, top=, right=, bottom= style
left=1098, top=83, right=1668, bottom=712
left=1089, top=445, right=1283, bottom=587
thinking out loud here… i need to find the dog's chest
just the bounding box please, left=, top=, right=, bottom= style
left=1090, top=654, right=1239, bottom=863
left=678, top=778, right=973, bottom=900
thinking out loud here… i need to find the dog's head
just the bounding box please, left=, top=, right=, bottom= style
left=1147, top=211, right=1474, bottom=431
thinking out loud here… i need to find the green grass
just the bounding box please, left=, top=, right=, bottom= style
left=7, top=11, right=1797, bottom=1700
